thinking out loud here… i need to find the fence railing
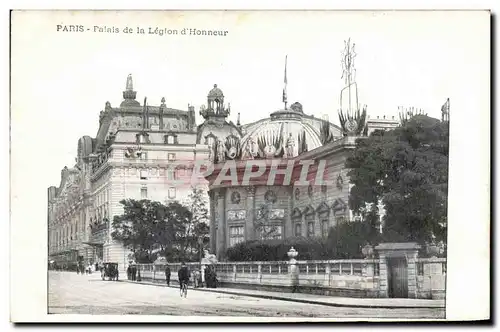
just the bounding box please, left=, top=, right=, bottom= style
left=132, top=259, right=382, bottom=284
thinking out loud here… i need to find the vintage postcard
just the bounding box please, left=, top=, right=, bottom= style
left=9, top=10, right=490, bottom=323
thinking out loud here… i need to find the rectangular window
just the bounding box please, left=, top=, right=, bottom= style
left=321, top=220, right=329, bottom=237
left=229, top=226, right=245, bottom=247
left=140, top=170, right=148, bottom=180
left=140, top=152, right=147, bottom=160
left=307, top=222, right=315, bottom=237
left=168, top=187, right=176, bottom=199
left=167, top=136, right=175, bottom=144
left=168, top=153, right=176, bottom=161
left=141, top=187, right=148, bottom=199
left=294, top=223, right=302, bottom=237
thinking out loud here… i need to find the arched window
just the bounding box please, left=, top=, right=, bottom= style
left=303, top=205, right=315, bottom=237
left=332, top=198, right=348, bottom=225
left=316, top=202, right=330, bottom=237
left=291, top=208, right=302, bottom=237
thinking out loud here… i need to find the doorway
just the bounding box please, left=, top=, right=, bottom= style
left=387, top=257, right=408, bottom=298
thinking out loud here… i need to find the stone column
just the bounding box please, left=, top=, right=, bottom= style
left=245, top=186, right=256, bottom=241
left=407, top=252, right=419, bottom=298
left=201, top=264, right=206, bottom=285
left=285, top=187, right=294, bottom=238
left=216, top=188, right=226, bottom=259
left=378, top=254, right=389, bottom=297
left=288, top=247, right=299, bottom=292
left=208, top=190, right=217, bottom=254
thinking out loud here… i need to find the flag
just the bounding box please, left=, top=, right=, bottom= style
left=441, top=98, right=449, bottom=112
left=441, top=98, right=450, bottom=121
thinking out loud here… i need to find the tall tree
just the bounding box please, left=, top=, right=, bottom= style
left=111, top=199, right=163, bottom=263
left=180, top=187, right=210, bottom=258
left=346, top=115, right=449, bottom=244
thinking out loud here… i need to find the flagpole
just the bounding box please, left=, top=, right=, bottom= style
left=283, top=55, right=288, bottom=110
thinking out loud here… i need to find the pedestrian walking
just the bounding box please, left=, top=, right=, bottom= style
left=131, top=265, right=137, bottom=281
left=127, top=265, right=132, bottom=280
left=165, top=264, right=171, bottom=286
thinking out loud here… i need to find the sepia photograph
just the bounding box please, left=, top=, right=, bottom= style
left=9, top=9, right=490, bottom=322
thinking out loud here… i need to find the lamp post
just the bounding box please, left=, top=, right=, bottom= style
left=198, top=236, right=204, bottom=287
left=198, top=237, right=204, bottom=268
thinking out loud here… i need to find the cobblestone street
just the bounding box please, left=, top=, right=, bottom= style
left=48, top=272, right=445, bottom=319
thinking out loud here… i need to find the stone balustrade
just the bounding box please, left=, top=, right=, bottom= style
left=131, top=255, right=445, bottom=299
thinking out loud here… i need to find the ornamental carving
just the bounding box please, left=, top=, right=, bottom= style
left=264, top=190, right=277, bottom=204
left=269, top=209, right=285, bottom=219
left=294, top=188, right=300, bottom=200
left=256, top=208, right=284, bottom=220
left=308, top=184, right=313, bottom=198
left=321, top=184, right=327, bottom=194
left=227, top=210, right=246, bottom=221
left=336, top=173, right=344, bottom=190
left=245, top=186, right=256, bottom=196
left=230, top=191, right=241, bottom=204
left=124, top=146, right=143, bottom=159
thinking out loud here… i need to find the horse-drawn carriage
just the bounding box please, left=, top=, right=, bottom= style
left=101, top=262, right=119, bottom=281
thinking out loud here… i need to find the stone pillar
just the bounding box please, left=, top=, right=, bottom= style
left=325, top=263, right=332, bottom=287
left=201, top=264, right=206, bottom=284
left=285, top=187, right=294, bottom=238
left=245, top=186, right=256, bottom=241
left=288, top=247, right=299, bottom=292
left=378, top=254, right=388, bottom=297
left=208, top=190, right=217, bottom=254
left=407, top=251, right=419, bottom=298
left=216, top=189, right=226, bottom=259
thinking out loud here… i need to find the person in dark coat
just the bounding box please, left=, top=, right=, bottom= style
left=131, top=265, right=137, bottom=281
left=127, top=265, right=132, bottom=280
left=165, top=264, right=171, bottom=286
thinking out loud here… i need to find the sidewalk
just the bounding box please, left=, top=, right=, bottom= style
left=119, top=278, right=445, bottom=309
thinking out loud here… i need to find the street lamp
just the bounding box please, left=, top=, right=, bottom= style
left=198, top=236, right=204, bottom=268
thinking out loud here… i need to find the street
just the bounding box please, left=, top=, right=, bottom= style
left=48, top=271, right=444, bottom=318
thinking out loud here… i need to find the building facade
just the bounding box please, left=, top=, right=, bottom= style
left=48, top=75, right=210, bottom=271
left=48, top=44, right=403, bottom=268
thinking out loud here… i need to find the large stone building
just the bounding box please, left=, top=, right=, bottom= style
left=48, top=75, right=211, bottom=270
left=204, top=98, right=362, bottom=258
left=203, top=41, right=401, bottom=258
left=48, top=41, right=402, bottom=268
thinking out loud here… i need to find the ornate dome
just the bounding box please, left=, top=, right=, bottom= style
left=208, top=84, right=224, bottom=98
left=240, top=107, right=341, bottom=159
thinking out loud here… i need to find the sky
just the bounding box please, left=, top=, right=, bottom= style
left=11, top=10, right=489, bottom=189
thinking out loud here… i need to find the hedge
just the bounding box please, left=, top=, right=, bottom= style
left=226, top=236, right=330, bottom=261
left=226, top=221, right=381, bottom=261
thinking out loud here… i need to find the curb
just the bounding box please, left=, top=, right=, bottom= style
left=117, top=279, right=443, bottom=310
